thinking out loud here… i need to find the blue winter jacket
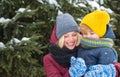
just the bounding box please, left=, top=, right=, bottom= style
left=78, top=25, right=117, bottom=68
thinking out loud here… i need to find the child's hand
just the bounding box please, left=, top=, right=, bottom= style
left=84, top=64, right=116, bottom=77
left=69, top=56, right=87, bottom=77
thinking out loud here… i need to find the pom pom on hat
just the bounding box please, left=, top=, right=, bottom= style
left=80, top=10, right=110, bottom=37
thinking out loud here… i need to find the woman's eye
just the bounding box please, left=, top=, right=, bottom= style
left=64, top=35, right=68, bottom=38
left=72, top=33, right=77, bottom=36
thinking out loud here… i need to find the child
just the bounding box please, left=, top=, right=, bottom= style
left=69, top=10, right=118, bottom=77
left=79, top=9, right=117, bottom=67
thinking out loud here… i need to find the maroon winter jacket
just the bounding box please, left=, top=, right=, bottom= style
left=114, top=62, right=120, bottom=77
left=43, top=25, right=70, bottom=77
left=43, top=54, right=69, bottom=77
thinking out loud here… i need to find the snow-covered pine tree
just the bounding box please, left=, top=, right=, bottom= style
left=0, top=0, right=120, bottom=77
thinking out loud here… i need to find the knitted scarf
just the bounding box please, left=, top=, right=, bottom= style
left=80, top=37, right=114, bottom=49
left=49, top=44, right=79, bottom=67
left=81, top=37, right=118, bottom=62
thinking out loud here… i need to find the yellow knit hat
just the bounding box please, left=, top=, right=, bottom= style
left=80, top=10, right=110, bottom=37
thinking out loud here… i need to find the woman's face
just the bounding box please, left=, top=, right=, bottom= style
left=64, top=31, right=78, bottom=50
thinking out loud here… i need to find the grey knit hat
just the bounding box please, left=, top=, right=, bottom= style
left=56, top=13, right=80, bottom=39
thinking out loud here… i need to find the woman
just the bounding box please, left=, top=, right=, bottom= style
left=43, top=13, right=81, bottom=77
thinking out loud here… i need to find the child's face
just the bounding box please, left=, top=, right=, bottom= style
left=80, top=24, right=99, bottom=40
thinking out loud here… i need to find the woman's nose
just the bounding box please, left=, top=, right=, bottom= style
left=69, top=37, right=74, bottom=42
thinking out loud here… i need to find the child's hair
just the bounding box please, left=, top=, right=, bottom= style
left=80, top=24, right=93, bottom=32
left=57, top=33, right=81, bottom=48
